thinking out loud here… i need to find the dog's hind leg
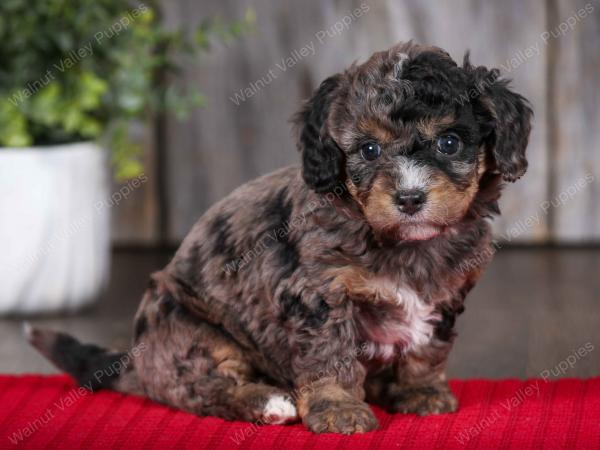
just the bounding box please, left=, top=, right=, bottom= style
left=27, top=284, right=298, bottom=425
left=132, top=293, right=298, bottom=424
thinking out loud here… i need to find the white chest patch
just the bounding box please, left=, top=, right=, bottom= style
left=357, top=282, right=437, bottom=362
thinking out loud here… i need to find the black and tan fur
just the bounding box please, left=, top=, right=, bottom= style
left=28, top=42, right=532, bottom=434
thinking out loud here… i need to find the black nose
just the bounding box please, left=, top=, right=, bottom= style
left=395, top=190, right=426, bottom=215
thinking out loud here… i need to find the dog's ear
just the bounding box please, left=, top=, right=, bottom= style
left=294, top=74, right=346, bottom=193
left=472, top=70, right=533, bottom=182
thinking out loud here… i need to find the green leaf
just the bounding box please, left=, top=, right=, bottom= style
left=78, top=71, right=108, bottom=110
left=29, top=82, right=62, bottom=126
left=0, top=99, right=31, bottom=147
left=0, top=0, right=253, bottom=179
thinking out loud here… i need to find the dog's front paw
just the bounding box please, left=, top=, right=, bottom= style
left=303, top=398, right=378, bottom=434
left=390, top=385, right=457, bottom=416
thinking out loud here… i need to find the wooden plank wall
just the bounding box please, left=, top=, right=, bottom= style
left=111, top=123, right=159, bottom=244
left=113, top=0, right=599, bottom=245
left=552, top=0, right=600, bottom=242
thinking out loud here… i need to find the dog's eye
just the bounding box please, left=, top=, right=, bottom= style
left=360, top=143, right=381, bottom=161
left=436, top=134, right=462, bottom=155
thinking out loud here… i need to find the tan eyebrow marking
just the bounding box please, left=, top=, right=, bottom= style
left=416, top=115, right=455, bottom=140
left=357, top=118, right=397, bottom=144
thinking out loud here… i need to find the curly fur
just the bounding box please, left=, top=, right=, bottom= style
left=28, top=41, right=532, bottom=435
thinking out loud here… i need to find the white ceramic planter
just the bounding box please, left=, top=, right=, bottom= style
left=0, top=142, right=110, bottom=314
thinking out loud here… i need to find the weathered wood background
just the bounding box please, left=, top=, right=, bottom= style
left=113, top=0, right=600, bottom=245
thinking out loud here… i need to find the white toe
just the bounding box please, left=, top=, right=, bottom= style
left=262, top=395, right=297, bottom=424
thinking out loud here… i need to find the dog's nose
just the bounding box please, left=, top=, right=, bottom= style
left=395, top=190, right=426, bottom=215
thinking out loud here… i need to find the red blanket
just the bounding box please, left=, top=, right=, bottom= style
left=1, top=375, right=599, bottom=449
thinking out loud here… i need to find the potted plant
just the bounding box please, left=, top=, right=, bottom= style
left=0, top=0, right=254, bottom=314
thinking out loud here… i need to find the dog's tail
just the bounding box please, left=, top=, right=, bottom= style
left=24, top=323, right=142, bottom=395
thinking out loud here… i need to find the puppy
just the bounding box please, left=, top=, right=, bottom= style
left=28, top=41, right=532, bottom=434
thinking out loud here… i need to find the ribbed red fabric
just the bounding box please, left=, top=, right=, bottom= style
left=1, top=375, right=599, bottom=449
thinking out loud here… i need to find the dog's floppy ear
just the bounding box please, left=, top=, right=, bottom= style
left=294, top=74, right=346, bottom=193
left=473, top=69, right=533, bottom=182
